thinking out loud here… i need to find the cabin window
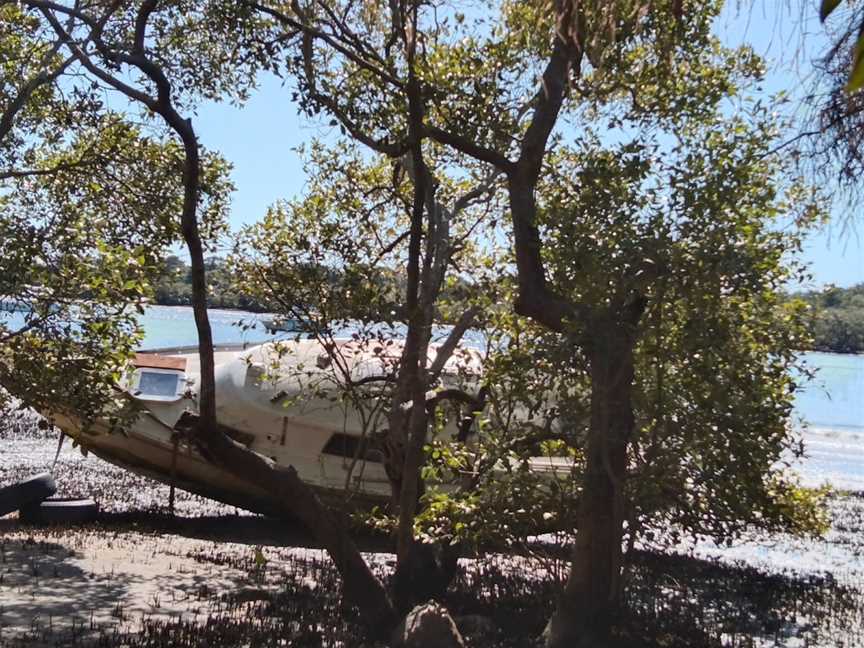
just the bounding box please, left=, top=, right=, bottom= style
left=131, top=366, right=185, bottom=402
left=138, top=371, right=180, bottom=397
left=321, top=433, right=382, bottom=463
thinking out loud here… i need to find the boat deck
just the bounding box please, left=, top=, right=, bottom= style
left=136, top=344, right=251, bottom=375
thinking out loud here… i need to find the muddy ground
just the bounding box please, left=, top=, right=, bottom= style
left=1, top=411, right=863, bottom=647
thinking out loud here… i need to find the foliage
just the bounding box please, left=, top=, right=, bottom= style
left=229, top=140, right=494, bottom=481
left=0, top=0, right=843, bottom=639
left=545, top=93, right=827, bottom=546
left=230, top=143, right=411, bottom=326
left=153, top=255, right=268, bottom=312
left=797, top=0, right=864, bottom=212
left=0, top=5, right=234, bottom=421
left=789, top=283, right=864, bottom=354
left=397, top=12, right=830, bottom=551
left=820, top=0, right=864, bottom=91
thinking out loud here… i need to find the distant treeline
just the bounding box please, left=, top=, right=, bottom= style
left=790, top=284, right=864, bottom=354
left=157, top=257, right=863, bottom=354
left=154, top=256, right=268, bottom=313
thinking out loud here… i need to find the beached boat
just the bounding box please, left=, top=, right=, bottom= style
left=47, top=338, right=563, bottom=516
left=46, top=337, right=571, bottom=517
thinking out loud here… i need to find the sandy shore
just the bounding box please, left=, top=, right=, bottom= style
left=0, top=523, right=296, bottom=645
left=0, top=418, right=359, bottom=646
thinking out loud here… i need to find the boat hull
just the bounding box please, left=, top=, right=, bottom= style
left=50, top=410, right=389, bottom=518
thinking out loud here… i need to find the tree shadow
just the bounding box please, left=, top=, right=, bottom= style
left=0, top=518, right=323, bottom=648
left=621, top=549, right=864, bottom=647
left=0, top=534, right=131, bottom=644
left=92, top=510, right=394, bottom=553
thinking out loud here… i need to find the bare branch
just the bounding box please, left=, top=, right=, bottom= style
left=428, top=305, right=480, bottom=382
left=372, top=229, right=411, bottom=264
left=451, top=168, right=502, bottom=216
left=0, top=44, right=73, bottom=144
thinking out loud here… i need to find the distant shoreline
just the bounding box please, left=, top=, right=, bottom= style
left=147, top=303, right=864, bottom=356
left=150, top=299, right=269, bottom=315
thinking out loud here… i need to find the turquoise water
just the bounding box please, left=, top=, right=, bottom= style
left=0, top=304, right=278, bottom=349
left=793, top=352, right=864, bottom=490
left=794, top=352, right=864, bottom=432
left=138, top=305, right=276, bottom=348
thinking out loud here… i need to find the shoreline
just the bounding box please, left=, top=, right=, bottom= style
left=146, top=306, right=864, bottom=356
left=2, top=417, right=864, bottom=646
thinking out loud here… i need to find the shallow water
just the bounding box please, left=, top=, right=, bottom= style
left=794, top=426, right=864, bottom=491
left=794, top=351, right=864, bottom=433
left=136, top=305, right=276, bottom=348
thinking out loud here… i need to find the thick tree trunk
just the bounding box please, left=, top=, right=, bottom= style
left=544, top=327, right=636, bottom=648
left=172, top=131, right=398, bottom=636
left=186, top=422, right=398, bottom=634
left=169, top=79, right=398, bottom=643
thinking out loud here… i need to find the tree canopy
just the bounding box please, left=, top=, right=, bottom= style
left=0, top=1, right=838, bottom=646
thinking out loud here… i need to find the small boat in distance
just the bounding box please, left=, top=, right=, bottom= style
left=259, top=316, right=311, bottom=335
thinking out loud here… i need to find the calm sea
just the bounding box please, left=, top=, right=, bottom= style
left=792, top=352, right=864, bottom=490
left=138, top=305, right=275, bottom=349
left=3, top=304, right=863, bottom=487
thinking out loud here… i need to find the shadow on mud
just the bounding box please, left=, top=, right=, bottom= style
left=1, top=539, right=857, bottom=648
left=620, top=549, right=864, bottom=647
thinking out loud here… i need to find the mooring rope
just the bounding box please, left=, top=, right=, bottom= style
left=51, top=429, right=65, bottom=473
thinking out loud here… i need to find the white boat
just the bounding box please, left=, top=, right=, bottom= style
left=47, top=339, right=483, bottom=515
left=47, top=337, right=571, bottom=517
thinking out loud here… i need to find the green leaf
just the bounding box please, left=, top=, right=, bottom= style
left=819, top=0, right=841, bottom=22
left=847, top=33, right=864, bottom=92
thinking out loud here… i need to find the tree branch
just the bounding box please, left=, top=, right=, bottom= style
left=424, top=124, right=514, bottom=173
left=517, top=38, right=573, bottom=185
left=37, top=8, right=159, bottom=110
left=451, top=168, right=502, bottom=217
left=428, top=305, right=480, bottom=382
left=0, top=156, right=99, bottom=180
left=0, top=43, right=72, bottom=144
left=248, top=0, right=404, bottom=89
left=133, top=0, right=158, bottom=54
left=299, top=31, right=408, bottom=157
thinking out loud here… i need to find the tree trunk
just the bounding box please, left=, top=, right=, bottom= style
left=169, top=84, right=398, bottom=642
left=32, top=4, right=400, bottom=638
left=544, top=326, right=636, bottom=648
left=186, top=422, right=399, bottom=634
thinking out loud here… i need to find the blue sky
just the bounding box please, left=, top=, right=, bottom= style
left=717, top=1, right=864, bottom=289
left=191, top=2, right=863, bottom=289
